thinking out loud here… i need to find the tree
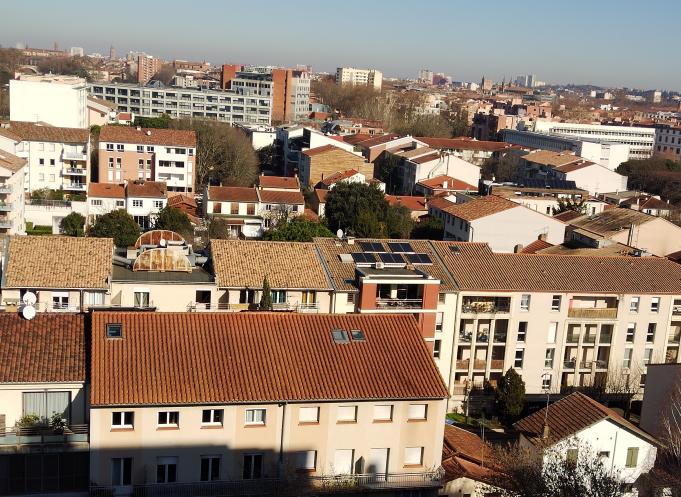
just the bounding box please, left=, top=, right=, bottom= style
left=88, top=209, right=140, bottom=247
left=410, top=216, right=444, bottom=240
left=325, top=182, right=389, bottom=238
left=154, top=206, right=193, bottom=240
left=383, top=205, right=414, bottom=238
left=59, top=212, right=85, bottom=237
left=482, top=154, right=521, bottom=182
left=259, top=276, right=272, bottom=311
left=171, top=119, right=258, bottom=189
left=207, top=217, right=234, bottom=240
left=263, top=217, right=333, bottom=242
left=495, top=368, right=526, bottom=424
left=552, top=197, right=587, bottom=216
left=616, top=156, right=681, bottom=204
left=134, top=114, right=172, bottom=129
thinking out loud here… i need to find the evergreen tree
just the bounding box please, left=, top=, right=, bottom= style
left=59, top=212, right=85, bottom=237
left=88, top=209, right=140, bottom=247
left=259, top=276, right=273, bottom=311
left=495, top=368, right=526, bottom=424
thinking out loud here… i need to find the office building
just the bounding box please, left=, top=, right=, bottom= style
left=654, top=124, right=681, bottom=160
left=137, top=55, right=163, bottom=85
left=335, top=67, right=383, bottom=91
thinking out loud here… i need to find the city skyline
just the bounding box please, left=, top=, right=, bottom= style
left=2, top=0, right=681, bottom=91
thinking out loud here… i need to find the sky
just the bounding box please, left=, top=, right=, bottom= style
left=2, top=0, right=681, bottom=91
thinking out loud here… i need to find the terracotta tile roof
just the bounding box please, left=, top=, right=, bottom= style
left=87, top=96, right=117, bottom=110
left=207, top=186, right=259, bottom=203
left=88, top=183, right=125, bottom=199
left=520, top=238, right=554, bottom=253
left=302, top=144, right=339, bottom=157
left=553, top=210, right=583, bottom=222
left=257, top=175, right=300, bottom=190
left=341, top=134, right=372, bottom=145
left=99, top=125, right=196, bottom=147
left=522, top=149, right=579, bottom=167
left=432, top=241, right=681, bottom=293
left=443, top=424, right=493, bottom=463
left=319, top=169, right=361, bottom=187
left=396, top=147, right=438, bottom=160
left=442, top=425, right=500, bottom=484
left=410, top=152, right=442, bottom=165
left=417, top=175, right=477, bottom=191
left=416, top=137, right=515, bottom=152
left=314, top=188, right=328, bottom=203
left=514, top=392, right=658, bottom=447
left=621, top=195, right=672, bottom=211
left=427, top=196, right=457, bottom=211
left=210, top=240, right=331, bottom=289
left=0, top=314, right=85, bottom=383
left=259, top=189, right=304, bottom=205
left=354, top=133, right=399, bottom=148
left=553, top=161, right=595, bottom=173
left=313, top=238, right=457, bottom=292
left=126, top=180, right=167, bottom=198
left=3, top=236, right=113, bottom=289
left=429, top=195, right=518, bottom=221
left=89, top=312, right=449, bottom=406
left=303, top=208, right=319, bottom=221
left=385, top=195, right=427, bottom=211
left=0, top=121, right=89, bottom=143
left=567, top=208, right=657, bottom=237
left=0, top=149, right=27, bottom=173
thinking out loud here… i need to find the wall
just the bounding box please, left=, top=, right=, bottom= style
left=10, top=79, right=87, bottom=128
left=0, top=382, right=87, bottom=426
left=110, top=282, right=218, bottom=312
left=640, top=364, right=681, bottom=439
left=24, top=201, right=88, bottom=232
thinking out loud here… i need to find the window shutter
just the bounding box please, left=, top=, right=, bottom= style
left=407, top=404, right=427, bottom=420
left=299, top=407, right=319, bottom=423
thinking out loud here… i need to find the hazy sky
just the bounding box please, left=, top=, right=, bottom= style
left=2, top=0, right=680, bottom=91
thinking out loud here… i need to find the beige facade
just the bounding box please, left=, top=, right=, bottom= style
left=0, top=382, right=87, bottom=427
left=90, top=398, right=446, bottom=486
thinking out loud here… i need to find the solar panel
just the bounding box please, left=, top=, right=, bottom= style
left=351, top=252, right=376, bottom=264
left=406, top=253, right=432, bottom=264
left=520, top=178, right=578, bottom=190
left=358, top=241, right=384, bottom=252
left=388, top=242, right=414, bottom=253
left=378, top=252, right=404, bottom=264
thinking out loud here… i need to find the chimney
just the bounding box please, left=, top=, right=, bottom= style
left=146, top=130, right=151, bottom=136
left=514, top=244, right=524, bottom=253
left=136, top=126, right=141, bottom=131
left=538, top=233, right=547, bottom=241
left=542, top=424, right=550, bottom=440
left=442, top=180, right=448, bottom=189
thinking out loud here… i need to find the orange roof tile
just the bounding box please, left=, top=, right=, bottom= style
left=88, top=183, right=125, bottom=199
left=520, top=238, right=553, bottom=254
left=417, top=175, right=477, bottom=191
left=89, top=312, right=449, bottom=406
left=99, top=125, right=196, bottom=147
left=126, top=180, right=167, bottom=198
left=302, top=144, right=340, bottom=157
left=0, top=314, right=85, bottom=383
left=207, top=186, right=258, bottom=202
left=385, top=195, right=427, bottom=211
left=0, top=121, right=89, bottom=143
left=417, top=137, right=515, bottom=152
left=0, top=149, right=27, bottom=173
left=257, top=175, right=301, bottom=190
left=259, top=189, right=304, bottom=205
left=319, top=169, right=361, bottom=187
left=430, top=195, right=518, bottom=221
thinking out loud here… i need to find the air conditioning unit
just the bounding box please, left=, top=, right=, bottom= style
left=375, top=262, right=384, bottom=269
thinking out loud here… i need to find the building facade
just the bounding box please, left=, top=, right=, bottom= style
left=10, top=75, right=88, bottom=128
left=335, top=67, right=383, bottom=91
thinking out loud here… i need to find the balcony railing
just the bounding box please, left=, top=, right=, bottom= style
left=90, top=471, right=443, bottom=497
left=187, top=302, right=320, bottom=313
left=472, top=359, right=486, bottom=370
left=490, top=359, right=505, bottom=369
left=0, top=423, right=88, bottom=446
left=63, top=151, right=88, bottom=161
left=65, top=167, right=87, bottom=175
left=673, top=305, right=681, bottom=316
left=669, top=333, right=681, bottom=344
left=568, top=308, right=618, bottom=319
left=456, top=359, right=470, bottom=369
left=64, top=183, right=86, bottom=191
left=564, top=360, right=576, bottom=369
left=462, top=302, right=510, bottom=314
left=0, top=184, right=12, bottom=194
left=0, top=219, right=12, bottom=229
left=0, top=202, right=12, bottom=211
left=375, top=298, right=423, bottom=309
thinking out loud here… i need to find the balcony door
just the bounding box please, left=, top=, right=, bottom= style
left=367, top=448, right=389, bottom=477
left=22, top=391, right=71, bottom=422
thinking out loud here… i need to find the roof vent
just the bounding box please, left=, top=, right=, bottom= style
left=350, top=329, right=365, bottom=341
left=331, top=328, right=350, bottom=344
left=146, top=130, right=151, bottom=136
left=449, top=245, right=461, bottom=253
left=106, top=323, right=123, bottom=339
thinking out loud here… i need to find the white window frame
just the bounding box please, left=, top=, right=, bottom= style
left=551, top=295, right=561, bottom=311
left=202, top=409, right=223, bottom=425
left=157, top=410, right=179, bottom=427
left=337, top=405, right=357, bottom=423
left=373, top=404, right=393, bottom=422
left=245, top=408, right=266, bottom=425
left=299, top=406, right=320, bottom=423
left=111, top=411, right=134, bottom=428
left=407, top=403, right=427, bottom=420
left=630, top=296, right=640, bottom=313
left=296, top=450, right=317, bottom=470
left=651, top=297, right=660, bottom=313
left=404, top=447, right=424, bottom=466
left=520, top=294, right=531, bottom=311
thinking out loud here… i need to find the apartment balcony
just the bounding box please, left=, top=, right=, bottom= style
left=187, top=302, right=320, bottom=313
left=0, top=184, right=12, bottom=194
left=375, top=298, right=423, bottom=309
left=90, top=471, right=443, bottom=497
left=455, top=359, right=470, bottom=370
left=0, top=423, right=88, bottom=447
left=472, top=359, right=486, bottom=370
left=64, top=183, right=86, bottom=191
left=579, top=361, right=594, bottom=369
left=0, top=202, right=12, bottom=211
left=567, top=308, right=618, bottom=319
left=461, top=297, right=511, bottom=314
left=65, top=167, right=87, bottom=175
left=673, top=302, right=681, bottom=316
left=490, top=359, right=505, bottom=370
left=0, top=218, right=12, bottom=229
left=563, top=360, right=576, bottom=369
left=63, top=150, right=88, bottom=161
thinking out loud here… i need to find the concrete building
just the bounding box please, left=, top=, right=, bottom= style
left=137, top=54, right=163, bottom=85
left=89, top=80, right=272, bottom=126
left=640, top=363, right=681, bottom=442
left=428, top=195, right=566, bottom=251
left=335, top=67, right=383, bottom=91
left=0, top=121, right=90, bottom=193
left=489, top=184, right=607, bottom=217
left=97, top=125, right=196, bottom=192
left=88, top=311, right=448, bottom=494
left=299, top=145, right=371, bottom=187
left=472, top=113, right=519, bottom=141
left=10, top=75, right=88, bottom=128
left=70, top=46, right=84, bottom=57
left=419, top=69, right=434, bottom=84
left=417, top=137, right=517, bottom=167
left=0, top=150, right=27, bottom=235
left=654, top=124, right=681, bottom=160
left=124, top=180, right=168, bottom=229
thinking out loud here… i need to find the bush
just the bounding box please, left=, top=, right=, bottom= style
left=17, top=413, right=41, bottom=428
left=88, top=209, right=140, bottom=247
left=59, top=212, right=86, bottom=237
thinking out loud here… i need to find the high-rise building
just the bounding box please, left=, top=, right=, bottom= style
left=69, top=46, right=84, bottom=57
left=418, top=69, right=434, bottom=84
left=335, top=67, right=383, bottom=91
left=137, top=55, right=163, bottom=85
left=109, top=45, right=116, bottom=60
left=480, top=76, right=493, bottom=92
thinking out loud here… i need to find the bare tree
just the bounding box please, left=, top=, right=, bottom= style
left=660, top=382, right=681, bottom=468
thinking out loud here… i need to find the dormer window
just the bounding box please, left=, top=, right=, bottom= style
left=106, top=323, right=123, bottom=338
left=331, top=329, right=349, bottom=344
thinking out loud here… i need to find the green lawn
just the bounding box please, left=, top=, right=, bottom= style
left=446, top=411, right=502, bottom=429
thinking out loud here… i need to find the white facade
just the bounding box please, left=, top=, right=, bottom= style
left=654, top=125, right=681, bottom=160
left=10, top=75, right=88, bottom=128
left=126, top=195, right=167, bottom=228
left=560, top=164, right=628, bottom=196
left=400, top=154, right=481, bottom=195
left=0, top=157, right=27, bottom=235
left=335, top=67, right=383, bottom=91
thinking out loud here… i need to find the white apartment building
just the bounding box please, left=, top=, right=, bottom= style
left=89, top=79, right=273, bottom=126
left=431, top=242, right=681, bottom=408
left=335, top=67, right=383, bottom=91
left=533, top=120, right=655, bottom=161
left=10, top=75, right=88, bottom=128
left=654, top=124, right=681, bottom=160
left=86, top=180, right=168, bottom=229
left=0, top=122, right=90, bottom=193
left=0, top=150, right=27, bottom=234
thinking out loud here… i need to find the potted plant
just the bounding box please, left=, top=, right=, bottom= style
left=49, top=412, right=68, bottom=434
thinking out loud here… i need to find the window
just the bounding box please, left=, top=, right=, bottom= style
left=630, top=297, right=640, bottom=313
left=408, top=404, right=428, bottom=420
left=435, top=313, right=443, bottom=332
left=350, top=329, right=365, bottom=341
left=22, top=391, right=70, bottom=421
left=433, top=339, right=441, bottom=359
left=551, top=295, right=561, bottom=311
left=156, top=456, right=177, bottom=483
left=246, top=203, right=256, bottom=215
left=651, top=297, right=660, bottom=313
left=91, top=199, right=103, bottom=206
left=639, top=373, right=647, bottom=387
left=374, top=404, right=393, bottom=421
left=545, top=348, right=555, bottom=368
left=230, top=202, right=239, bottom=215
left=153, top=200, right=164, bottom=209
left=49, top=158, right=55, bottom=166
left=598, top=451, right=610, bottom=459
left=116, top=157, right=121, bottom=168
left=49, top=174, right=55, bottom=182
left=404, top=447, right=424, bottom=466
left=243, top=454, right=263, bottom=479
left=299, top=406, right=319, bottom=423
left=626, top=323, right=636, bottom=343
left=271, top=289, right=286, bottom=304
left=566, top=448, right=579, bottom=465
left=38, top=142, right=44, bottom=151
left=202, top=409, right=223, bottom=425
left=625, top=447, right=639, bottom=468
left=132, top=199, right=143, bottom=208
left=514, top=349, right=524, bottom=368
left=137, top=145, right=144, bottom=153
left=520, top=294, right=531, bottom=311
left=200, top=456, right=220, bottom=481
left=542, top=374, right=552, bottom=389
left=108, top=157, right=114, bottom=168
left=438, top=292, right=446, bottom=304
left=147, top=146, right=154, bottom=152
left=646, top=323, right=656, bottom=343
left=157, top=411, right=179, bottom=427
left=39, top=158, right=45, bottom=165
left=117, top=144, right=124, bottom=151
left=644, top=348, right=653, bottom=365
left=245, top=408, right=266, bottom=425
left=106, top=323, right=122, bottom=338
left=517, top=322, right=527, bottom=342
left=116, top=200, right=125, bottom=207
left=337, top=405, right=357, bottom=423
left=296, top=450, right=317, bottom=470
left=548, top=322, right=558, bottom=343
left=106, top=143, right=114, bottom=151
left=624, top=348, right=633, bottom=368
left=134, top=291, right=150, bottom=308
left=138, top=159, right=144, bottom=169
left=112, top=411, right=134, bottom=428
left=112, top=457, right=132, bottom=486
left=333, top=449, right=354, bottom=475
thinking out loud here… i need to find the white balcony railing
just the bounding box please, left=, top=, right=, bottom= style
left=187, top=302, right=320, bottom=313
left=63, top=151, right=87, bottom=161
left=64, top=183, right=86, bottom=191
left=375, top=298, right=423, bottom=309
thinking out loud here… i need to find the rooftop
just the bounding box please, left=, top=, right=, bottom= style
left=0, top=121, right=89, bottom=144
left=417, top=137, right=515, bottom=152
left=126, top=180, right=167, bottom=198
left=429, top=195, right=518, bottom=221
left=3, top=236, right=113, bottom=289
left=318, top=169, right=361, bottom=187
left=207, top=186, right=259, bottom=203
left=88, top=183, right=125, bottom=199
left=0, top=149, right=27, bottom=174
left=99, top=125, right=196, bottom=147
left=417, top=175, right=477, bottom=191
left=90, top=312, right=448, bottom=406
left=259, top=189, right=304, bottom=205
left=568, top=208, right=657, bottom=237
left=257, top=175, right=300, bottom=190
left=385, top=195, right=428, bottom=211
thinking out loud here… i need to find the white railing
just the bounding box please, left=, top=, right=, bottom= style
left=375, top=298, right=423, bottom=309
left=187, top=302, right=320, bottom=313
left=63, top=151, right=87, bottom=161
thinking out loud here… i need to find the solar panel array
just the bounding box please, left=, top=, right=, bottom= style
left=343, top=242, right=433, bottom=265
left=519, top=178, right=578, bottom=190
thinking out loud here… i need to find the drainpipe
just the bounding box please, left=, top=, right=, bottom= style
left=278, top=401, right=288, bottom=479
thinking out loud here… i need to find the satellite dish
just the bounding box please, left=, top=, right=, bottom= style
left=22, top=305, right=36, bottom=320
left=159, top=238, right=167, bottom=247
left=22, top=292, right=37, bottom=306
left=336, top=229, right=344, bottom=239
